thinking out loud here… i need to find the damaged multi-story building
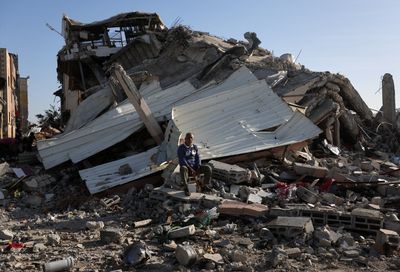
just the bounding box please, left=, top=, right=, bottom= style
left=0, top=48, right=29, bottom=138
left=39, top=10, right=398, bottom=196
left=55, top=12, right=166, bottom=121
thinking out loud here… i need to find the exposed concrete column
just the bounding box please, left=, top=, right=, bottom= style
left=382, top=73, right=396, bottom=127
left=110, top=63, right=164, bottom=144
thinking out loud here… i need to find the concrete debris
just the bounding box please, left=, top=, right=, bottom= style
left=100, top=228, right=123, bottom=244
left=2, top=10, right=400, bottom=272
left=266, top=216, right=314, bottom=240
left=46, top=234, right=61, bottom=246
left=203, top=253, right=224, bottom=264
left=168, top=225, right=196, bottom=239
left=123, top=241, right=150, bottom=266
left=175, top=244, right=198, bottom=267
left=0, top=229, right=14, bottom=240
left=85, top=221, right=105, bottom=230
left=375, top=228, right=400, bottom=256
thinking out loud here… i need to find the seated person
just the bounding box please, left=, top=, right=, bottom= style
left=177, top=132, right=211, bottom=196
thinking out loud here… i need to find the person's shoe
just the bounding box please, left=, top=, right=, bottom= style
left=184, top=187, right=191, bottom=196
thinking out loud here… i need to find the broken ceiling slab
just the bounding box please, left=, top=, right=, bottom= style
left=62, top=12, right=165, bottom=42
left=37, top=66, right=258, bottom=169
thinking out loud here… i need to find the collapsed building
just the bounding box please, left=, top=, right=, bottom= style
left=37, top=11, right=394, bottom=194
left=3, top=11, right=400, bottom=271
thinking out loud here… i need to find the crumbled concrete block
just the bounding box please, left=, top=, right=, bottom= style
left=285, top=247, right=301, bottom=258
left=343, top=249, right=360, bottom=258
left=371, top=197, right=383, bottom=206
left=296, top=186, right=318, bottom=204
left=321, top=193, right=344, bottom=205
left=47, top=233, right=61, bottom=246
left=133, top=219, right=152, bottom=228
left=168, top=225, right=196, bottom=239
left=294, top=163, right=328, bottom=178
left=33, top=243, right=47, bottom=253
left=204, top=253, right=224, bottom=264
left=230, top=185, right=240, bottom=195
left=242, top=203, right=268, bottom=217
left=232, top=250, right=247, bottom=263
left=247, top=193, right=262, bottom=204
left=218, top=201, right=268, bottom=217
left=0, top=229, right=14, bottom=240
left=351, top=208, right=382, bottom=219
left=86, top=221, right=105, bottom=230
left=257, top=189, right=269, bottom=198
left=176, top=244, right=197, bottom=267
left=267, top=217, right=314, bottom=239
left=101, top=195, right=120, bottom=207
left=100, top=228, right=123, bottom=244
left=218, top=201, right=245, bottom=216
left=375, top=229, right=400, bottom=255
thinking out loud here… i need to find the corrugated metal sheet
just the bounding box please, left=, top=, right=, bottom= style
left=37, top=66, right=257, bottom=169
left=80, top=75, right=321, bottom=194
left=80, top=147, right=166, bottom=194
left=64, top=85, right=114, bottom=133
left=166, top=81, right=321, bottom=160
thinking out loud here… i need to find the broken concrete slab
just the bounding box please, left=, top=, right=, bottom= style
left=294, top=163, right=329, bottom=178
left=266, top=216, right=314, bottom=239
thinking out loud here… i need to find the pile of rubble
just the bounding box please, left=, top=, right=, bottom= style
left=1, top=11, right=400, bottom=271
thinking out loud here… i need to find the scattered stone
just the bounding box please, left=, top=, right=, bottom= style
left=343, top=249, right=360, bottom=258
left=47, top=233, right=61, bottom=246
left=123, top=241, right=150, bottom=266
left=133, top=219, right=152, bottom=228
left=86, top=221, right=105, bottom=230
left=232, top=250, right=247, bottom=263
left=285, top=247, right=301, bottom=258
left=204, top=253, right=224, bottom=264
left=0, top=229, right=14, bottom=240
left=175, top=244, right=198, bottom=267
left=33, top=243, right=47, bottom=253
left=100, top=228, right=123, bottom=244
left=168, top=225, right=196, bottom=239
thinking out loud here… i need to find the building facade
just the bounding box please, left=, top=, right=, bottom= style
left=0, top=48, right=28, bottom=138
left=17, top=76, right=29, bottom=133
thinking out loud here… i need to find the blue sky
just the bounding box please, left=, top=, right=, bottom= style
left=1, top=0, right=400, bottom=122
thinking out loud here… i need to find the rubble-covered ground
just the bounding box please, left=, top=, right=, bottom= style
left=3, top=12, right=400, bottom=272
left=2, top=144, right=400, bottom=271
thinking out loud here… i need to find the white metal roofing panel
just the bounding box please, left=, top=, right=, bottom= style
left=80, top=147, right=166, bottom=194
left=64, top=85, right=114, bottom=133
left=80, top=75, right=321, bottom=194
left=170, top=82, right=321, bottom=160
left=38, top=66, right=258, bottom=169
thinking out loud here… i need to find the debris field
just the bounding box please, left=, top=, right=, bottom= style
left=1, top=11, right=400, bottom=272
